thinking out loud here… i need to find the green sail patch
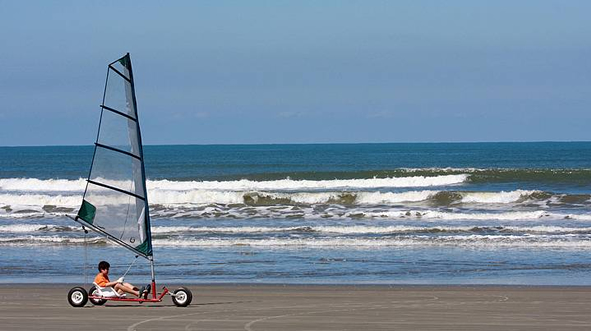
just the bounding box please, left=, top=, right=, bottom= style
left=135, top=240, right=152, bottom=255
left=118, top=55, right=131, bottom=70
left=77, top=200, right=96, bottom=224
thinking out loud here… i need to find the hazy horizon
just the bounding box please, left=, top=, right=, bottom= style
left=1, top=140, right=590, bottom=148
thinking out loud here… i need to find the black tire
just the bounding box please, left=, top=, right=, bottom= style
left=88, top=286, right=107, bottom=305
left=172, top=287, right=192, bottom=307
left=67, top=287, right=88, bottom=307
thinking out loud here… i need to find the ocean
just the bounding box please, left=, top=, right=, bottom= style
left=1, top=142, right=591, bottom=285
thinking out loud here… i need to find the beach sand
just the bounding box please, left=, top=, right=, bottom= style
left=0, top=284, right=590, bottom=330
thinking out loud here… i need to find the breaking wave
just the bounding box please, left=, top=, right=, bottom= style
left=0, top=187, right=585, bottom=207
left=209, top=168, right=591, bottom=184
left=0, top=174, right=469, bottom=193
left=1, top=191, right=590, bottom=222
left=148, top=209, right=591, bottom=221
left=3, top=223, right=591, bottom=236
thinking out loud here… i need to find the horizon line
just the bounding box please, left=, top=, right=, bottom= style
left=1, top=140, right=590, bottom=148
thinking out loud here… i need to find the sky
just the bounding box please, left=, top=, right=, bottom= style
left=0, top=0, right=590, bottom=146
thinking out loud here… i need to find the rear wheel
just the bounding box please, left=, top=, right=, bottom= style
left=172, top=287, right=192, bottom=307
left=88, top=286, right=107, bottom=305
left=67, top=287, right=88, bottom=307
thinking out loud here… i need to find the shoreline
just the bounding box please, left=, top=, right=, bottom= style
left=1, top=284, right=590, bottom=330
left=3, top=282, right=591, bottom=288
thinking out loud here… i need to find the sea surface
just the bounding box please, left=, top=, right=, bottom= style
left=1, top=142, right=591, bottom=285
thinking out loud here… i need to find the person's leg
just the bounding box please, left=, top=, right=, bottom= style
left=114, top=283, right=139, bottom=297
left=122, top=282, right=138, bottom=291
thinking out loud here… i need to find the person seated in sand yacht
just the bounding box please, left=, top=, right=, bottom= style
left=94, top=261, right=150, bottom=298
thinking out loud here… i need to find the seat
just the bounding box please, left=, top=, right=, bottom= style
left=92, top=282, right=125, bottom=298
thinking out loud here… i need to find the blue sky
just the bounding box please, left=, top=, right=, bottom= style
left=0, top=1, right=590, bottom=146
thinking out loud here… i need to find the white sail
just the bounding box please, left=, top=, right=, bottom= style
left=76, top=54, right=152, bottom=257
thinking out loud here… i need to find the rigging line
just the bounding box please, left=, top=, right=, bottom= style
left=83, top=226, right=89, bottom=286
left=121, top=256, right=138, bottom=279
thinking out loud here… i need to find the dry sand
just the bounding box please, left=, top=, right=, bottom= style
left=0, top=284, right=590, bottom=330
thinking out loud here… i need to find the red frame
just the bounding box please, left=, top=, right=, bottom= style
left=89, top=281, right=170, bottom=303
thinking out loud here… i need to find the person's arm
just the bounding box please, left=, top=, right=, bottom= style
left=104, top=277, right=124, bottom=287
left=103, top=280, right=119, bottom=287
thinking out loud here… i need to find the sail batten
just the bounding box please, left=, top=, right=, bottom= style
left=95, top=143, right=142, bottom=160
left=86, top=180, right=146, bottom=201
left=77, top=53, right=153, bottom=257
left=109, top=66, right=132, bottom=83
left=100, top=105, right=138, bottom=122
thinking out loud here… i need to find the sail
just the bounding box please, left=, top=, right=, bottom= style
left=76, top=53, right=152, bottom=257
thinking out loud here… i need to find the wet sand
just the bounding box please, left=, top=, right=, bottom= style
left=0, top=284, right=590, bottom=330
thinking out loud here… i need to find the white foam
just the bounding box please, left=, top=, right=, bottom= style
left=0, top=224, right=77, bottom=233
left=0, top=211, right=46, bottom=219
left=0, top=189, right=538, bottom=213
left=511, top=225, right=591, bottom=233
left=0, top=175, right=468, bottom=195
left=149, top=236, right=591, bottom=249
left=400, top=167, right=479, bottom=173
left=460, top=190, right=538, bottom=204
left=151, top=226, right=280, bottom=234
left=0, top=224, right=50, bottom=233
left=0, top=224, right=587, bottom=235
left=150, top=190, right=245, bottom=205
left=150, top=207, right=591, bottom=221
left=0, top=178, right=87, bottom=192
left=355, top=190, right=438, bottom=204
left=149, top=189, right=541, bottom=206
left=150, top=225, right=431, bottom=234
left=150, top=225, right=591, bottom=235
left=0, top=193, right=81, bottom=207
left=0, top=177, right=586, bottom=223
left=287, top=192, right=342, bottom=204
left=0, top=175, right=468, bottom=210
left=0, top=189, right=543, bottom=210
left=0, top=236, right=106, bottom=245
left=147, top=174, right=469, bottom=191
left=2, top=232, right=591, bottom=249
left=150, top=190, right=437, bottom=206
left=368, top=210, right=550, bottom=220
left=563, top=214, right=591, bottom=221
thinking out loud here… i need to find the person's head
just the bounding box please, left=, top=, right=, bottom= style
left=98, top=261, right=110, bottom=273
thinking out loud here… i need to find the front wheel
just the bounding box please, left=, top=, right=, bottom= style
left=67, top=287, right=88, bottom=307
left=88, top=286, right=107, bottom=305
left=172, top=287, right=192, bottom=307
